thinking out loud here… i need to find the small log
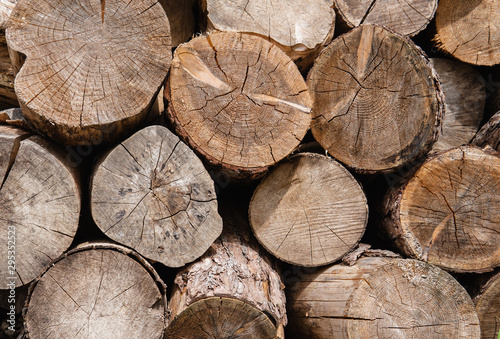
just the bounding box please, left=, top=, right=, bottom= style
left=22, top=242, right=167, bottom=339
left=308, top=24, right=444, bottom=173
left=430, top=58, right=485, bottom=152
left=202, top=0, right=335, bottom=67
left=159, top=0, right=197, bottom=47
left=382, top=145, right=500, bottom=273
left=334, top=0, right=437, bottom=37
left=0, top=125, right=80, bottom=289
left=249, top=153, right=368, bottom=267
left=287, top=257, right=480, bottom=338
left=474, top=272, right=500, bottom=339
left=435, top=0, right=500, bottom=66
left=6, top=0, right=172, bottom=145
left=91, top=125, right=222, bottom=268
left=165, top=31, right=312, bottom=180
left=473, top=110, right=500, bottom=151
left=167, top=201, right=287, bottom=338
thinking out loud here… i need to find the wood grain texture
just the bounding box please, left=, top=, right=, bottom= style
left=287, top=257, right=480, bottom=338
left=6, top=0, right=172, bottom=145
left=0, top=125, right=80, bottom=289
left=435, top=0, right=500, bottom=66
left=165, top=32, right=311, bottom=180
left=473, top=110, right=500, bottom=152
left=159, top=0, right=196, bottom=47
left=474, top=272, right=500, bottom=339
left=0, top=32, right=17, bottom=109
left=308, top=24, right=444, bottom=173
left=383, top=146, right=500, bottom=273
left=249, top=153, right=368, bottom=267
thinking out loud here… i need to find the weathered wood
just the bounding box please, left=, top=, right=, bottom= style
left=382, top=146, right=500, bottom=273
left=23, top=242, right=167, bottom=339
left=473, top=110, right=500, bottom=151
left=159, top=0, right=197, bottom=47
left=202, top=0, right=335, bottom=67
left=308, top=24, right=444, bottom=173
left=430, top=58, right=485, bottom=152
left=249, top=153, right=368, bottom=267
left=0, top=125, right=80, bottom=289
left=91, top=124, right=222, bottom=268
left=474, top=272, right=500, bottom=339
left=6, top=0, right=172, bottom=145
left=0, top=32, right=17, bottom=109
left=334, top=0, right=437, bottom=37
left=165, top=31, right=311, bottom=180
left=167, top=201, right=287, bottom=338
left=287, top=257, right=480, bottom=338
left=435, top=0, right=500, bottom=66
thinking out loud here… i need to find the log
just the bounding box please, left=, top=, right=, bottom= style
left=473, top=110, right=500, bottom=152
left=287, top=257, right=480, bottom=338
left=201, top=0, right=335, bottom=67
left=333, top=0, right=437, bottom=37
left=0, top=125, right=80, bottom=289
left=165, top=31, right=312, bottom=180
left=308, top=24, right=444, bottom=173
left=0, top=32, right=17, bottom=109
left=435, top=0, right=500, bottom=66
left=22, top=242, right=167, bottom=339
left=5, top=0, right=172, bottom=146
left=430, top=58, right=485, bottom=152
left=382, top=145, right=500, bottom=273
left=167, top=201, right=287, bottom=338
left=249, top=153, right=368, bottom=267
left=474, top=272, right=500, bottom=339
left=159, top=0, right=197, bottom=47
left=90, top=124, right=222, bottom=268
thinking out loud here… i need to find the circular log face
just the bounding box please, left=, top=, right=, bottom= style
left=249, top=153, right=368, bottom=267
left=167, top=32, right=311, bottom=177
left=308, top=24, right=443, bottom=172
left=25, top=247, right=165, bottom=339
left=475, top=273, right=500, bottom=339
left=400, top=146, right=500, bottom=272
left=91, top=125, right=222, bottom=267
left=435, top=0, right=500, bottom=66
left=6, top=0, right=172, bottom=145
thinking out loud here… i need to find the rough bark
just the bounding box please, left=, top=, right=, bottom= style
left=249, top=153, right=368, bottom=267
left=159, top=0, right=197, bottom=47
left=165, top=31, right=311, bottom=180
left=434, top=0, right=500, bottom=66
left=287, top=257, right=480, bottom=338
left=167, top=201, right=287, bottom=338
left=22, top=242, right=167, bottom=339
left=382, top=145, right=500, bottom=273
left=333, top=0, right=437, bottom=37
left=473, top=110, right=500, bottom=151
left=430, top=58, right=486, bottom=152
left=308, top=24, right=444, bottom=173
left=474, top=272, right=500, bottom=339
left=91, top=124, right=222, bottom=268
left=0, top=125, right=80, bottom=289
left=5, top=0, right=172, bottom=146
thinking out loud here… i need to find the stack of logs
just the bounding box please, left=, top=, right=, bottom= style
left=0, top=0, right=499, bottom=338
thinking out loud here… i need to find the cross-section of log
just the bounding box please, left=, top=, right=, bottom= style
left=474, top=272, right=500, bottom=339
left=382, top=146, right=500, bottom=273
left=435, top=0, right=500, bottom=66
left=473, top=110, right=500, bottom=152
left=167, top=203, right=287, bottom=338
left=334, top=0, right=437, bottom=37
left=202, top=0, right=335, bottom=64
left=287, top=257, right=480, bottom=338
left=0, top=125, right=80, bottom=289
left=23, top=242, right=167, bottom=339
left=5, top=0, right=172, bottom=146
left=159, top=0, right=196, bottom=47
left=430, top=58, right=485, bottom=152
left=90, top=125, right=222, bottom=267
left=165, top=32, right=311, bottom=180
left=249, top=153, right=368, bottom=267
left=0, top=32, right=17, bottom=109
left=308, top=24, right=444, bottom=173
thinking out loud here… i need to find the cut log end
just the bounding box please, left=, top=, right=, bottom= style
left=474, top=272, right=500, bottom=339
left=473, top=110, right=500, bottom=152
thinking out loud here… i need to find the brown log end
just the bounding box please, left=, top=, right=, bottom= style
left=474, top=272, right=500, bottom=339
left=473, top=110, right=500, bottom=152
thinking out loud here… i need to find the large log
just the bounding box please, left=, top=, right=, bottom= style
left=382, top=146, right=500, bottom=273
left=473, top=110, right=500, bottom=152
left=308, top=24, right=444, bottom=173
left=22, top=242, right=167, bottom=339
left=165, top=31, right=312, bottom=180
left=249, top=153, right=368, bottom=267
left=91, top=124, right=222, bottom=268
left=0, top=125, right=80, bottom=289
left=287, top=257, right=480, bottom=338
left=6, top=0, right=172, bottom=146
left=474, top=271, right=500, bottom=339
left=434, top=0, right=500, bottom=66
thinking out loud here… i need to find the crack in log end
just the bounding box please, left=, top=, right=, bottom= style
left=249, top=93, right=311, bottom=113
left=101, top=0, right=105, bottom=23
left=0, top=132, right=31, bottom=190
